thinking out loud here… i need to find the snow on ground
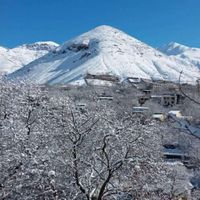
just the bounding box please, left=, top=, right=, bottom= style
left=159, top=42, right=200, bottom=73
left=9, top=25, right=200, bottom=84
left=0, top=41, right=59, bottom=73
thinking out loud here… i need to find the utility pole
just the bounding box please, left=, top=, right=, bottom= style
left=196, top=79, right=200, bottom=95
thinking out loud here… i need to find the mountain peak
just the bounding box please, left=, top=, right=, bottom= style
left=57, top=24, right=141, bottom=55
left=33, top=41, right=59, bottom=46
left=158, top=42, right=189, bottom=56
left=19, top=41, right=59, bottom=51
left=9, top=26, right=200, bottom=84
left=0, top=41, right=59, bottom=73
left=87, top=25, right=134, bottom=39
left=0, top=46, right=8, bottom=52
left=158, top=42, right=200, bottom=71
left=168, top=42, right=184, bottom=47
left=92, top=25, right=120, bottom=32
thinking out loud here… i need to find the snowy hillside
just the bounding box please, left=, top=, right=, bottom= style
left=0, top=41, right=59, bottom=73
left=158, top=42, right=200, bottom=70
left=9, top=25, right=200, bottom=84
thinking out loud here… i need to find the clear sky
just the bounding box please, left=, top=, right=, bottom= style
left=1, top=0, right=200, bottom=48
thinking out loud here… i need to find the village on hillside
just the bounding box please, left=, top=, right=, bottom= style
left=1, top=73, right=200, bottom=199
left=51, top=73, right=200, bottom=199
left=1, top=0, right=200, bottom=199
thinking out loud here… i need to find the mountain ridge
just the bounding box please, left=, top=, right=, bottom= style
left=7, top=25, right=200, bottom=84
left=0, top=41, right=59, bottom=73
left=158, top=42, right=200, bottom=70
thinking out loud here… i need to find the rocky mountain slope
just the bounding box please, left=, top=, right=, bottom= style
left=9, top=26, right=200, bottom=84
left=0, top=41, right=59, bottom=73
left=158, top=42, right=200, bottom=70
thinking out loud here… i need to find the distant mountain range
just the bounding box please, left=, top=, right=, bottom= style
left=0, top=41, right=59, bottom=73
left=1, top=25, right=200, bottom=84
left=158, top=42, right=200, bottom=70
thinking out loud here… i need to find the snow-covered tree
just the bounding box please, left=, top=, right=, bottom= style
left=0, top=79, right=176, bottom=199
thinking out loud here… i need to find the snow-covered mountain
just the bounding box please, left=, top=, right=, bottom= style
left=9, top=26, right=200, bottom=84
left=158, top=42, right=200, bottom=69
left=0, top=41, right=59, bottom=73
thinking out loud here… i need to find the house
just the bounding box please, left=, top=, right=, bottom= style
left=152, top=113, right=166, bottom=121
left=127, top=77, right=153, bottom=91
left=76, top=102, right=87, bottom=109
left=179, top=116, right=193, bottom=121
left=168, top=110, right=182, bottom=118
left=127, top=77, right=141, bottom=83
left=163, top=143, right=194, bottom=169
left=151, top=94, right=179, bottom=107
left=141, top=79, right=153, bottom=90
left=84, top=73, right=119, bottom=86
left=142, top=90, right=151, bottom=95
left=58, top=85, right=72, bottom=91
left=133, top=107, right=149, bottom=113
left=163, top=143, right=187, bottom=161
left=141, top=78, right=153, bottom=84
left=75, top=102, right=87, bottom=113
left=151, top=95, right=163, bottom=104
left=176, top=94, right=185, bottom=104
left=161, top=94, right=178, bottom=107
left=97, top=96, right=113, bottom=101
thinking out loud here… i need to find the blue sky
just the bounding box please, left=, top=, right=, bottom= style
left=1, top=0, right=200, bottom=48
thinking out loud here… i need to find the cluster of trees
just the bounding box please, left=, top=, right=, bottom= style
left=0, top=78, right=192, bottom=200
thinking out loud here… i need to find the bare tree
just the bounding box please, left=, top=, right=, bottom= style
left=179, top=71, right=200, bottom=105
left=0, top=78, right=178, bottom=200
